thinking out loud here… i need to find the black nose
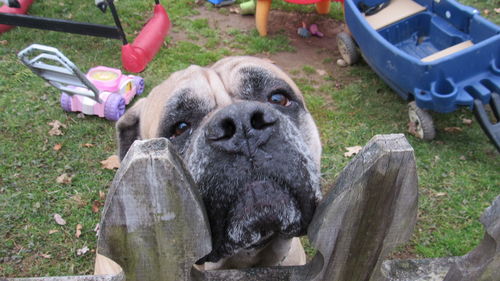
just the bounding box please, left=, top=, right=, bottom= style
left=206, top=102, right=278, bottom=155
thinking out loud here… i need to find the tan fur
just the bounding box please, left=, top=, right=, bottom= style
left=116, top=56, right=321, bottom=269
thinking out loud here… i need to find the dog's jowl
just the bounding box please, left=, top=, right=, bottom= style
left=116, top=57, right=322, bottom=269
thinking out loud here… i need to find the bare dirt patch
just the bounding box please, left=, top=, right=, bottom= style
left=177, top=6, right=360, bottom=88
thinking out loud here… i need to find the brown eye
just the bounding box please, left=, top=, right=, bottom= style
left=268, top=93, right=291, bottom=106
left=170, top=122, right=190, bottom=139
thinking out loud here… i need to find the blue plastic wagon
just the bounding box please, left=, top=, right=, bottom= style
left=337, top=0, right=500, bottom=151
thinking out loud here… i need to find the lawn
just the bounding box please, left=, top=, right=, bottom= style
left=0, top=0, right=499, bottom=277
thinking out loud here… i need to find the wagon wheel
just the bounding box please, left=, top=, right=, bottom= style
left=408, top=101, right=436, bottom=141
left=336, top=32, right=360, bottom=65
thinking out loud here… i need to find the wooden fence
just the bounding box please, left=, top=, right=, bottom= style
left=5, top=134, right=499, bottom=281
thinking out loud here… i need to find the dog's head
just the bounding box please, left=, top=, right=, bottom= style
left=116, top=56, right=322, bottom=265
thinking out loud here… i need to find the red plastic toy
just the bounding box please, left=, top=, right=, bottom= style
left=0, top=0, right=170, bottom=73
left=0, top=0, right=33, bottom=33
left=122, top=3, right=170, bottom=73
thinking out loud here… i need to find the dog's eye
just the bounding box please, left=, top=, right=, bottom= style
left=170, top=122, right=190, bottom=139
left=268, top=93, right=291, bottom=107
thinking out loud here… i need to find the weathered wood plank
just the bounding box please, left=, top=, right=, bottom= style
left=444, top=195, right=500, bottom=281
left=378, top=196, right=500, bottom=281
left=5, top=134, right=419, bottom=281
left=308, top=134, right=418, bottom=281
left=96, top=138, right=211, bottom=281
left=3, top=274, right=124, bottom=281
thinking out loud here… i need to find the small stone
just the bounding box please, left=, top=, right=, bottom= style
left=337, top=59, right=348, bottom=67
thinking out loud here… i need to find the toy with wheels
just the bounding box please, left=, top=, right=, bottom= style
left=18, top=44, right=144, bottom=121
left=1, top=0, right=169, bottom=73
left=338, top=0, right=500, bottom=151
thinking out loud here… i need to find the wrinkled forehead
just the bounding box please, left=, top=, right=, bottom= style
left=211, top=56, right=304, bottom=102
left=152, top=65, right=230, bottom=104
left=139, top=57, right=303, bottom=137
left=140, top=65, right=231, bottom=137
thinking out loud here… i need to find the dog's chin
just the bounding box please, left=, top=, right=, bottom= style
left=199, top=180, right=306, bottom=263
left=227, top=180, right=304, bottom=245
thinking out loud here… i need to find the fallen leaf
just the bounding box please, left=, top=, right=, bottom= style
left=435, top=192, right=447, bottom=197
left=495, top=8, right=500, bottom=13
left=459, top=155, right=466, bottom=161
left=53, top=143, right=62, bottom=151
left=70, top=194, right=87, bottom=207
left=344, top=146, right=363, bottom=157
left=48, top=120, right=66, bottom=136
left=92, top=201, right=101, bottom=213
left=76, top=246, right=89, bottom=256
left=56, top=173, right=73, bottom=184
left=82, top=143, right=94, bottom=148
left=0, top=40, right=8, bottom=45
left=75, top=224, right=83, bottom=238
left=54, top=214, right=66, bottom=225
left=99, top=190, right=106, bottom=201
left=100, top=155, right=120, bottom=170
left=229, top=7, right=240, bottom=14
left=40, top=253, right=51, bottom=259
left=48, top=229, right=59, bottom=234
left=462, top=118, right=473, bottom=125
left=316, top=69, right=327, bottom=76
left=94, top=223, right=100, bottom=237
left=444, top=127, right=463, bottom=133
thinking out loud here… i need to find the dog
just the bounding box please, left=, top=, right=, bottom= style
left=115, top=56, right=322, bottom=269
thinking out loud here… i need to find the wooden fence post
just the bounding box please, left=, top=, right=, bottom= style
left=307, top=134, right=418, bottom=281
left=96, top=138, right=211, bottom=281
left=443, top=195, right=500, bottom=281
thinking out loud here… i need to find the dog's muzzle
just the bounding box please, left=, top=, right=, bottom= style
left=192, top=102, right=319, bottom=264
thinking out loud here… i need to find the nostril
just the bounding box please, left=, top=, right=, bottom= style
left=221, top=118, right=236, bottom=139
left=251, top=111, right=276, bottom=130
left=207, top=118, right=237, bottom=142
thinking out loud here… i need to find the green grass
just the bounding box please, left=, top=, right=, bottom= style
left=1, top=0, right=499, bottom=277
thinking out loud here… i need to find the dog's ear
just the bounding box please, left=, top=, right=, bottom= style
left=116, top=99, right=145, bottom=161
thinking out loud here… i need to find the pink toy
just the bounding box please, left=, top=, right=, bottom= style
left=309, top=24, right=324, bottom=37
left=61, top=66, right=144, bottom=120
left=18, top=44, right=144, bottom=121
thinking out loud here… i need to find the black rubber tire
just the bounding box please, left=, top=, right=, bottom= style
left=336, top=32, right=360, bottom=65
left=408, top=101, right=436, bottom=141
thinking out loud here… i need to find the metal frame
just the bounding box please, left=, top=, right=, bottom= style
left=18, top=44, right=101, bottom=102
left=0, top=0, right=127, bottom=43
